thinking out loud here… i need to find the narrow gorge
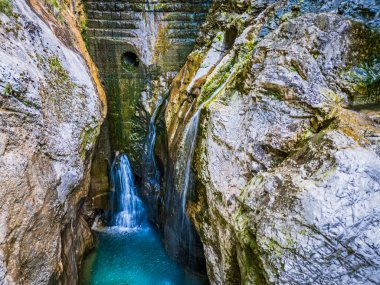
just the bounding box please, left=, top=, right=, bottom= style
left=0, top=0, right=379, bottom=285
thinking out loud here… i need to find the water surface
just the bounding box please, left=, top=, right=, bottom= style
left=80, top=154, right=208, bottom=285
left=79, top=226, right=209, bottom=285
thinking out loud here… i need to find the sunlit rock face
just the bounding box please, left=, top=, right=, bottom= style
left=165, top=0, right=380, bottom=284
left=0, top=0, right=105, bottom=284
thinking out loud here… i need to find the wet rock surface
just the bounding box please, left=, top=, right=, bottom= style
left=0, top=0, right=104, bottom=284
left=164, top=0, right=380, bottom=284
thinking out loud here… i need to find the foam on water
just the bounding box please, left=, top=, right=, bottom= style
left=109, top=154, right=145, bottom=229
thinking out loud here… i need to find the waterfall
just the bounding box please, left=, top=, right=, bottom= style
left=109, top=154, right=145, bottom=229
left=140, top=101, right=163, bottom=223
left=178, top=110, right=201, bottom=217
left=159, top=68, right=237, bottom=269
left=143, top=102, right=162, bottom=193
left=176, top=69, right=237, bottom=217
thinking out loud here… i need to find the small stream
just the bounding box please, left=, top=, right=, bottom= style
left=79, top=154, right=208, bottom=285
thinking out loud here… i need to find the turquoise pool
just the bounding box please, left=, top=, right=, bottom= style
left=79, top=226, right=209, bottom=285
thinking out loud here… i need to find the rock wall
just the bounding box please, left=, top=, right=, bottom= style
left=0, top=0, right=105, bottom=283
left=165, top=0, right=380, bottom=284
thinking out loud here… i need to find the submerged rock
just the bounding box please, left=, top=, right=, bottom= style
left=165, top=0, right=380, bottom=284
left=0, top=0, right=105, bottom=284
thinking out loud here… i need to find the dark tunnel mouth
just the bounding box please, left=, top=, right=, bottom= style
left=224, top=26, right=238, bottom=50
left=121, top=51, right=140, bottom=69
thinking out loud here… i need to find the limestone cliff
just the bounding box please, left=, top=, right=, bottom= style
left=165, top=0, right=380, bottom=284
left=0, top=0, right=105, bottom=283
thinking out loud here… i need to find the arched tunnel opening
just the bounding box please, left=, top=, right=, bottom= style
left=121, top=51, right=140, bottom=68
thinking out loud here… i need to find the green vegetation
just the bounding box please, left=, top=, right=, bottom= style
left=321, top=89, right=341, bottom=104
left=48, top=55, right=63, bottom=72
left=46, top=0, right=64, bottom=23
left=345, top=23, right=380, bottom=104
left=200, top=60, right=234, bottom=106
left=280, top=11, right=293, bottom=23
left=286, top=238, right=296, bottom=247
left=226, top=13, right=245, bottom=33
left=299, top=229, right=308, bottom=236
left=2, top=81, right=40, bottom=108
left=3, top=21, right=22, bottom=37
left=0, top=0, right=13, bottom=17
left=134, top=3, right=144, bottom=11
left=310, top=51, right=320, bottom=59
left=347, top=61, right=380, bottom=87
left=3, top=82, right=14, bottom=95
left=246, top=40, right=255, bottom=53
left=35, top=52, right=78, bottom=118
left=121, top=62, right=136, bottom=73
left=80, top=17, right=88, bottom=48
left=80, top=124, right=99, bottom=158
left=216, top=33, right=223, bottom=43
left=343, top=59, right=380, bottom=104
left=47, top=55, right=70, bottom=83
left=267, top=238, right=283, bottom=255
left=264, top=88, right=284, bottom=101
left=46, top=54, right=76, bottom=100
left=290, top=64, right=299, bottom=74
left=154, top=3, right=165, bottom=10
left=49, top=0, right=59, bottom=9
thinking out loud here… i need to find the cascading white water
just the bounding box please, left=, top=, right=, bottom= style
left=143, top=102, right=162, bottom=191
left=140, top=102, right=163, bottom=222
left=178, top=110, right=201, bottom=216
left=177, top=69, right=237, bottom=216
left=110, top=154, right=145, bottom=229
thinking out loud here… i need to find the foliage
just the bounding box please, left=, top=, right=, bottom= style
left=0, top=0, right=13, bottom=17
left=80, top=17, right=88, bottom=48
left=47, top=55, right=70, bottom=82
left=3, top=82, right=14, bottom=95
left=45, top=0, right=64, bottom=23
